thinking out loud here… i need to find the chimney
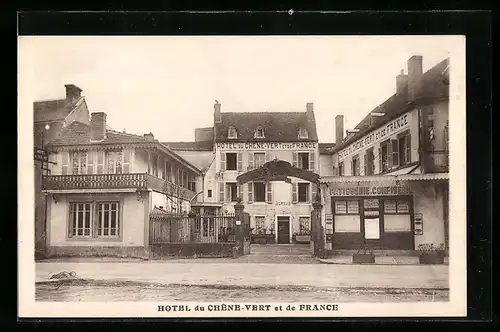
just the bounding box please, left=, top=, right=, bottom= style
left=396, top=69, right=408, bottom=94
left=64, top=84, right=82, bottom=101
left=90, top=112, right=107, bottom=141
left=407, top=55, right=423, bottom=101
left=306, top=102, right=314, bottom=113
left=143, top=132, right=155, bottom=141
left=335, top=115, right=344, bottom=145
left=214, top=100, right=221, bottom=124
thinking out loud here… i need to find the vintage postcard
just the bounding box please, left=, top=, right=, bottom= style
left=18, top=35, right=466, bottom=318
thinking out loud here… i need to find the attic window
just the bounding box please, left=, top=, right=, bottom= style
left=254, top=126, right=265, bottom=138
left=298, top=127, right=309, bottom=139
left=228, top=126, right=238, bottom=139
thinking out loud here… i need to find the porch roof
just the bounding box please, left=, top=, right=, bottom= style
left=320, top=173, right=449, bottom=183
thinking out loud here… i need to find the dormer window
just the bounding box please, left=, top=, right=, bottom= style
left=254, top=126, right=265, bottom=138
left=298, top=127, right=309, bottom=139
left=228, top=126, right=238, bottom=139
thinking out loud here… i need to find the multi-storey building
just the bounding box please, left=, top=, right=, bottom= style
left=320, top=55, right=450, bottom=252
left=42, top=112, right=200, bottom=258
left=164, top=102, right=321, bottom=244
left=34, top=84, right=91, bottom=259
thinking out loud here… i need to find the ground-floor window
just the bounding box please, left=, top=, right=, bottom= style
left=69, top=201, right=121, bottom=239
left=382, top=198, right=412, bottom=232
left=254, top=216, right=266, bottom=234
left=299, top=216, right=310, bottom=235
left=333, top=199, right=361, bottom=232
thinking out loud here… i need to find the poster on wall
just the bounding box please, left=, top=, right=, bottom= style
left=364, top=218, right=380, bottom=239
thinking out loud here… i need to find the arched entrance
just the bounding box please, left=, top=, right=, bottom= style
left=236, top=158, right=325, bottom=258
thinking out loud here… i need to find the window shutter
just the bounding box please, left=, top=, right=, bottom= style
left=219, top=181, right=225, bottom=202
left=220, top=152, right=226, bottom=171
left=238, top=184, right=244, bottom=202
left=247, top=152, right=254, bottom=170
left=387, top=142, right=393, bottom=169
left=87, top=151, right=94, bottom=174
left=311, top=183, right=317, bottom=203
left=266, top=182, right=273, bottom=204
left=237, top=152, right=243, bottom=171
left=247, top=182, right=253, bottom=203
left=406, top=135, right=411, bottom=164
left=96, top=151, right=104, bottom=174
left=292, top=183, right=298, bottom=203
left=61, top=152, right=69, bottom=175
left=309, top=152, right=315, bottom=171
left=68, top=204, right=74, bottom=238
left=378, top=147, right=382, bottom=173
left=392, top=139, right=399, bottom=167
left=363, top=154, right=367, bottom=175
left=292, top=152, right=298, bottom=168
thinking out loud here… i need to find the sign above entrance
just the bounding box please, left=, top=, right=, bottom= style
left=329, top=182, right=412, bottom=196
left=216, top=142, right=316, bottom=150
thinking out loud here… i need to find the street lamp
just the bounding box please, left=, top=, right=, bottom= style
left=42, top=124, right=50, bottom=147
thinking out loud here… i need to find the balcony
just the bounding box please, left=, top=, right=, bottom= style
left=42, top=173, right=197, bottom=201
left=424, top=151, right=449, bottom=173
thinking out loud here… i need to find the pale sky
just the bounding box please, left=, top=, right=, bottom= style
left=21, top=36, right=456, bottom=143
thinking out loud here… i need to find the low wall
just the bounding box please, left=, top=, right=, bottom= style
left=149, top=243, right=236, bottom=259
left=46, top=246, right=149, bottom=259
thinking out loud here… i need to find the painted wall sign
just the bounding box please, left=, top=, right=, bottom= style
left=276, top=201, right=292, bottom=206
left=338, top=113, right=410, bottom=159
left=330, top=184, right=412, bottom=196
left=216, top=142, right=317, bottom=150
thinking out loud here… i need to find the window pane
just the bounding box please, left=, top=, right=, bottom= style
left=364, top=199, right=379, bottom=209
left=335, top=201, right=347, bottom=214
left=347, top=200, right=359, bottom=214
left=397, top=200, right=410, bottom=213
left=384, top=200, right=397, bottom=213
left=116, top=153, right=123, bottom=174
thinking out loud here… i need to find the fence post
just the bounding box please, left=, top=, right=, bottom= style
left=188, top=211, right=197, bottom=242
left=234, top=200, right=245, bottom=256
left=311, top=201, right=325, bottom=258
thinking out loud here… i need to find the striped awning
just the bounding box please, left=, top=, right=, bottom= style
left=320, top=173, right=449, bottom=183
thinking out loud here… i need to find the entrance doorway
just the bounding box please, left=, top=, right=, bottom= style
left=277, top=216, right=290, bottom=244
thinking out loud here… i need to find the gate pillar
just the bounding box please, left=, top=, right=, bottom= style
left=311, top=201, right=326, bottom=258
left=234, top=200, right=249, bottom=256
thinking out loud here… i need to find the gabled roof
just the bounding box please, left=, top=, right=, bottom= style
left=162, top=141, right=214, bottom=151
left=333, top=58, right=449, bottom=153
left=319, top=143, right=336, bottom=155
left=33, top=97, right=83, bottom=123
left=215, top=112, right=318, bottom=142
left=46, top=121, right=201, bottom=174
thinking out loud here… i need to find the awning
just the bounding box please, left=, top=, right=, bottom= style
left=191, top=202, right=223, bottom=208
left=320, top=173, right=448, bottom=183
left=384, top=165, right=419, bottom=176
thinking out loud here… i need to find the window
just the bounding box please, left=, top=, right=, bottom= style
left=226, top=153, right=237, bottom=170
left=379, top=141, right=390, bottom=173
left=364, top=149, right=375, bottom=175
left=107, top=151, right=123, bottom=174
left=299, top=217, right=310, bottom=235
left=207, top=189, right=212, bottom=198
left=338, top=162, right=344, bottom=176
left=254, top=126, right=265, bottom=138
left=69, top=201, right=120, bottom=239
left=384, top=199, right=411, bottom=214
left=151, top=154, right=159, bottom=177
left=71, top=152, right=87, bottom=175
left=254, top=182, right=266, bottom=202
left=254, top=153, right=266, bottom=168
left=228, top=126, right=238, bottom=139
left=61, top=152, right=70, bottom=175
left=333, top=199, right=361, bottom=233
left=398, top=133, right=412, bottom=165
left=226, top=183, right=238, bottom=202
left=189, top=177, right=196, bottom=192
left=255, top=216, right=266, bottom=234
left=298, top=183, right=310, bottom=203
left=352, top=155, right=360, bottom=176
left=298, top=127, right=309, bottom=139
left=164, top=161, right=171, bottom=181
left=298, top=153, right=309, bottom=170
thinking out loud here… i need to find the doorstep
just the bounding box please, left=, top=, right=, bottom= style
left=319, top=256, right=450, bottom=265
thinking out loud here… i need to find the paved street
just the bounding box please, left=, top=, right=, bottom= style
left=36, top=259, right=448, bottom=288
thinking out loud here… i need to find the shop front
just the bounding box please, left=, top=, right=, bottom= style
left=321, top=174, right=448, bottom=251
